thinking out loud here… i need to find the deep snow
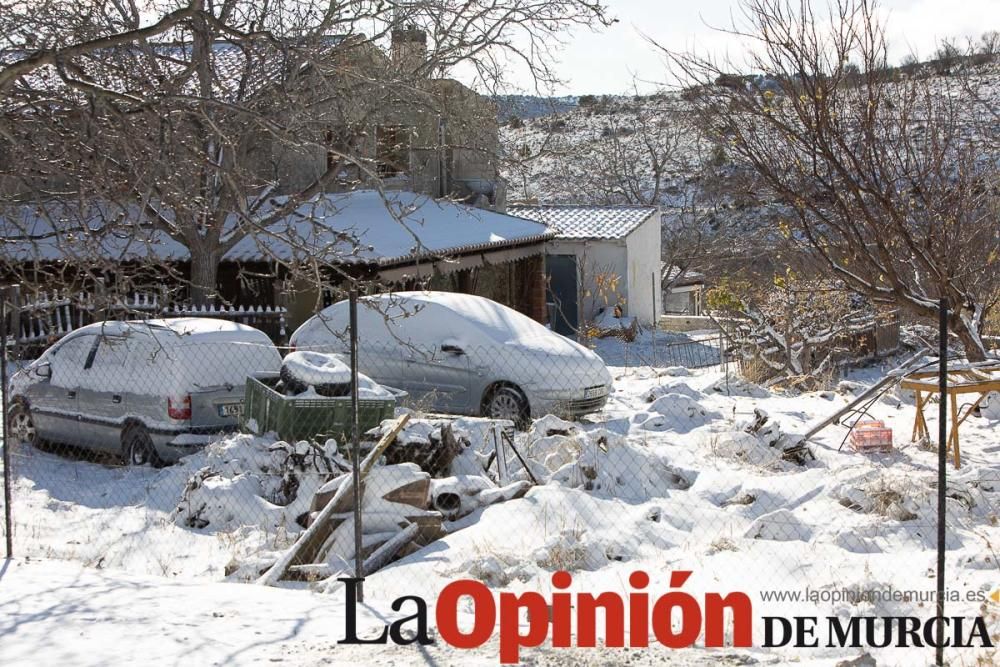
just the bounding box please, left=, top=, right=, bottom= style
left=2, top=348, right=1000, bottom=666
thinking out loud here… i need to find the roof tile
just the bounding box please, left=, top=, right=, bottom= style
left=507, top=205, right=658, bottom=240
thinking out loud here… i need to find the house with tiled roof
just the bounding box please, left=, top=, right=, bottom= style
left=507, top=205, right=662, bottom=334
left=0, top=29, right=554, bottom=342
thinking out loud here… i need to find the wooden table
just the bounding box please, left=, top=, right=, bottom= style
left=901, top=363, right=1000, bottom=468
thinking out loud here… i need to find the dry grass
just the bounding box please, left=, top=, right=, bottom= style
left=707, top=537, right=739, bottom=554
left=536, top=527, right=590, bottom=571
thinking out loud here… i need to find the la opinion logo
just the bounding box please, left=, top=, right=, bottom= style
left=338, top=571, right=995, bottom=662
left=339, top=570, right=753, bottom=663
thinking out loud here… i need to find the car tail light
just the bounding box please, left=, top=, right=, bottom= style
left=168, top=395, right=192, bottom=420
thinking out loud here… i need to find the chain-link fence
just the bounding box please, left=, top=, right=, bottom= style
left=1, top=313, right=999, bottom=665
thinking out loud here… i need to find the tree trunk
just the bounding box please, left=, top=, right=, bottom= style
left=189, top=248, right=221, bottom=307
left=950, top=310, right=987, bottom=362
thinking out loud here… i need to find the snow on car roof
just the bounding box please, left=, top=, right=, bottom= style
left=67, top=317, right=272, bottom=344
left=0, top=191, right=554, bottom=267
left=362, top=291, right=552, bottom=343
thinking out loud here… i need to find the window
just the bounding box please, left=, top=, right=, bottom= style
left=53, top=335, right=97, bottom=366
left=50, top=334, right=98, bottom=386
left=375, top=125, right=411, bottom=177
left=89, top=336, right=131, bottom=383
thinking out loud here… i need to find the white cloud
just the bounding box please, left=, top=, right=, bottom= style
left=524, top=0, right=1000, bottom=94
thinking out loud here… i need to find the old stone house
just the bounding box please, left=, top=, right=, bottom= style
left=0, top=28, right=551, bottom=340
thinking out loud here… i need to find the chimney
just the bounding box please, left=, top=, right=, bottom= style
left=391, top=24, right=427, bottom=75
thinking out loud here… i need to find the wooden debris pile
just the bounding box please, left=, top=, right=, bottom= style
left=258, top=414, right=539, bottom=585
left=381, top=421, right=463, bottom=477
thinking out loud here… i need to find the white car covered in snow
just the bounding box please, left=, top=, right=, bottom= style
left=289, top=292, right=612, bottom=423
left=6, top=318, right=282, bottom=465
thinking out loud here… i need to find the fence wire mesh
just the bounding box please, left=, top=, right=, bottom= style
left=1, top=315, right=999, bottom=666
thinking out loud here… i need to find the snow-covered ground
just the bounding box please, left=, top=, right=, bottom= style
left=0, top=557, right=750, bottom=666
left=2, top=349, right=1000, bottom=666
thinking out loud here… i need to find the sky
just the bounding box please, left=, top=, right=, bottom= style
left=519, top=0, right=1000, bottom=94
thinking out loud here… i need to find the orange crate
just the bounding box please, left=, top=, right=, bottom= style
left=854, top=420, right=885, bottom=429
left=850, top=426, right=893, bottom=453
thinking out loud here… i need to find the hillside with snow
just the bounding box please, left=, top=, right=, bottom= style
left=499, top=62, right=1000, bottom=208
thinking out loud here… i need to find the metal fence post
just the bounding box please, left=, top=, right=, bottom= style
left=651, top=273, right=658, bottom=368
left=2, top=285, right=15, bottom=558
left=936, top=297, right=948, bottom=666
left=349, top=288, right=363, bottom=601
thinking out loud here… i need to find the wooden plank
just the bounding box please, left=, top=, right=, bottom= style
left=256, top=413, right=411, bottom=586
left=901, top=378, right=1000, bottom=393
left=950, top=393, right=961, bottom=469
left=911, top=391, right=923, bottom=442
left=802, top=348, right=929, bottom=442
left=362, top=522, right=420, bottom=576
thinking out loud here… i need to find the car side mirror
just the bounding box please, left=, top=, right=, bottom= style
left=441, top=344, right=465, bottom=356
left=35, top=362, right=52, bottom=378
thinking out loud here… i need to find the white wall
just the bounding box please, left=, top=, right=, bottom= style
left=546, top=213, right=662, bottom=326
left=624, top=212, right=662, bottom=324
left=546, top=239, right=627, bottom=325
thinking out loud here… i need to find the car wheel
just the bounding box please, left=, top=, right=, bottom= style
left=7, top=403, right=39, bottom=448
left=483, top=385, right=530, bottom=428
left=123, top=425, right=162, bottom=468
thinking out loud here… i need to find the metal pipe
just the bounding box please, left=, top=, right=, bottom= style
left=349, top=288, right=363, bottom=601
left=936, top=297, right=948, bottom=666
left=2, top=285, right=12, bottom=558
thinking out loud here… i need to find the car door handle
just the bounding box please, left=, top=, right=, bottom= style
left=67, top=390, right=76, bottom=399
left=112, top=395, right=122, bottom=404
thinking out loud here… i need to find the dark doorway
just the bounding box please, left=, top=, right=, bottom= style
left=546, top=254, right=578, bottom=336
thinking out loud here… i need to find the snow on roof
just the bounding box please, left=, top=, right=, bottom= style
left=662, top=264, right=705, bottom=286
left=507, top=205, right=658, bottom=240
left=225, top=191, right=554, bottom=266
left=0, top=191, right=553, bottom=267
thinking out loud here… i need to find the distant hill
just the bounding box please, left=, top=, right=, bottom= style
left=501, top=62, right=1000, bottom=206
left=494, top=95, right=578, bottom=121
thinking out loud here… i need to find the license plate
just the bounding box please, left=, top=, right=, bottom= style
left=583, top=386, right=607, bottom=399
left=218, top=402, right=244, bottom=417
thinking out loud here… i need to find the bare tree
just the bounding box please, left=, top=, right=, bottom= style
left=660, top=0, right=1000, bottom=361
left=0, top=0, right=613, bottom=306
left=980, top=31, right=1000, bottom=59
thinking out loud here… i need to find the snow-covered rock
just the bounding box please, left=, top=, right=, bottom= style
left=744, top=509, right=813, bottom=542
left=980, top=391, right=1000, bottom=420
left=709, top=431, right=782, bottom=467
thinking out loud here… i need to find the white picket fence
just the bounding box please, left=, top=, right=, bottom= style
left=164, top=303, right=288, bottom=341
left=6, top=289, right=287, bottom=349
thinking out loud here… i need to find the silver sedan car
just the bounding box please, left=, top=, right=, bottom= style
left=289, top=292, right=612, bottom=424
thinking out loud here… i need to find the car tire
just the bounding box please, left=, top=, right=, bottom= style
left=123, top=424, right=162, bottom=468
left=7, top=402, right=39, bottom=448
left=279, top=363, right=351, bottom=397
left=483, top=384, right=530, bottom=429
